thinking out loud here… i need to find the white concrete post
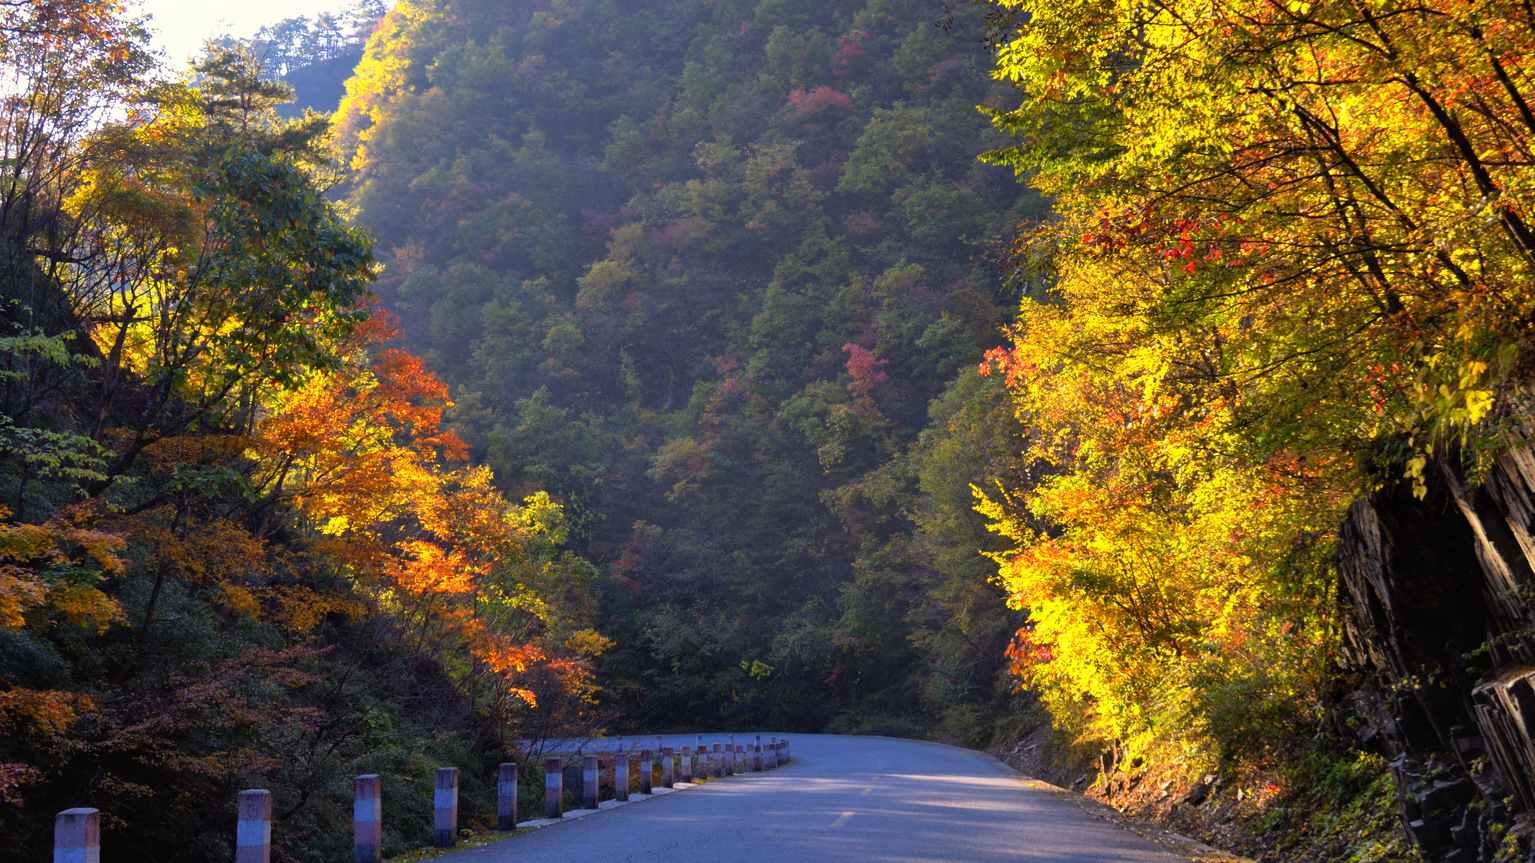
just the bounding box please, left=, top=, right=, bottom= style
left=545, top=757, right=563, bottom=819
left=615, top=752, right=629, bottom=802
left=433, top=768, right=458, bottom=848
left=354, top=775, right=382, bottom=863
left=582, top=755, right=598, bottom=809
left=497, top=763, right=517, bottom=831
left=680, top=746, right=693, bottom=782
left=662, top=746, right=675, bottom=787
left=640, top=749, right=653, bottom=795
left=54, top=808, right=99, bottom=863
left=236, top=790, right=271, bottom=863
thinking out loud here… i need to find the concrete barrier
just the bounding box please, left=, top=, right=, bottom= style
left=582, top=755, right=598, bottom=809
left=55, top=808, right=99, bottom=863
left=433, top=768, right=459, bottom=848
left=236, top=790, right=271, bottom=863
left=545, top=757, right=563, bottom=819
left=141, top=733, right=795, bottom=863
left=354, top=775, right=382, bottom=863
left=497, top=763, right=518, bottom=830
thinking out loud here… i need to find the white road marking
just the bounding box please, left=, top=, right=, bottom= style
left=832, top=811, right=855, bottom=827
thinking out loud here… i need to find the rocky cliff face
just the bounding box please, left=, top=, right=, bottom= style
left=1336, top=450, right=1535, bottom=862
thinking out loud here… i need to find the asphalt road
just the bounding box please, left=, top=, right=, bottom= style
left=456, top=734, right=1192, bottom=863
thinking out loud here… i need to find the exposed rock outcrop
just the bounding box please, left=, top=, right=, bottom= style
left=1336, top=450, right=1535, bottom=862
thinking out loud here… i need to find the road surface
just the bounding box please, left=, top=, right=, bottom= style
left=455, top=734, right=1194, bottom=863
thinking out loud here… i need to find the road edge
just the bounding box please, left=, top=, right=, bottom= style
left=973, top=750, right=1260, bottom=863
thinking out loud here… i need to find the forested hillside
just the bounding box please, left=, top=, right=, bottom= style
left=335, top=0, right=1039, bottom=739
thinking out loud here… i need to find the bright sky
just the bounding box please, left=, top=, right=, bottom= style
left=133, top=0, right=358, bottom=68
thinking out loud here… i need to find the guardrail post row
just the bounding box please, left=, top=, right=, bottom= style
left=662, top=747, right=675, bottom=787
left=497, top=763, right=517, bottom=831
left=236, top=789, right=271, bottom=863
left=615, top=752, right=629, bottom=801
left=640, top=749, right=653, bottom=794
left=433, top=768, right=458, bottom=848
left=354, top=775, right=382, bottom=863
left=680, top=746, right=693, bottom=782
left=545, top=757, right=563, bottom=819
left=54, top=808, right=99, bottom=863
left=582, top=754, right=598, bottom=809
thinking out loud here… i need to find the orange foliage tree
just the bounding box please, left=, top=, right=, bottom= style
left=257, top=310, right=602, bottom=735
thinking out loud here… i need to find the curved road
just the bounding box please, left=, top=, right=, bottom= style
left=457, top=734, right=1193, bottom=863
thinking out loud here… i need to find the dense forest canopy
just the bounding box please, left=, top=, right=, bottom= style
left=334, top=0, right=1040, bottom=737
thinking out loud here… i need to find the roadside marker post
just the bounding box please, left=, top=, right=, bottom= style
left=545, top=757, right=563, bottom=819
left=433, top=768, right=459, bottom=848
left=236, top=790, right=272, bottom=863
left=54, top=808, right=99, bottom=863
left=662, top=747, right=675, bottom=787
left=582, top=755, right=598, bottom=809
left=497, top=763, right=518, bottom=831
left=711, top=743, right=721, bottom=778
left=680, top=746, right=693, bottom=782
left=640, top=749, right=653, bottom=794
left=615, top=752, right=630, bottom=802
left=354, top=775, right=382, bottom=863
